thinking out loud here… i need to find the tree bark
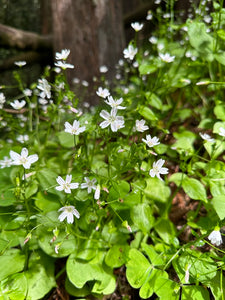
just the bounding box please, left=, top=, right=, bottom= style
left=0, top=23, right=52, bottom=51
left=50, top=0, right=125, bottom=104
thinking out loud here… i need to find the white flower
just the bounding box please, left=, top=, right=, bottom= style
left=55, top=175, right=79, bottom=193
left=218, top=127, right=225, bottom=137
left=55, top=49, right=70, bottom=60
left=149, top=159, right=168, bottom=181
left=149, top=36, right=158, bottom=44
left=54, top=61, right=74, bottom=69
left=159, top=53, right=175, bottom=63
left=131, top=22, right=143, bottom=32
left=135, top=119, right=149, bottom=132
left=14, top=61, right=26, bottom=67
left=16, top=134, right=29, bottom=143
left=0, top=93, right=6, bottom=104
left=123, top=45, right=138, bottom=60
left=58, top=205, right=80, bottom=223
left=23, top=89, right=32, bottom=96
left=99, top=65, right=108, bottom=73
left=10, top=148, right=38, bottom=169
left=208, top=230, right=223, bottom=246
left=64, top=120, right=86, bottom=135
left=81, top=177, right=97, bottom=193
left=105, top=96, right=126, bottom=110
left=10, top=99, right=26, bottom=110
left=96, top=87, right=110, bottom=98
left=199, top=133, right=215, bottom=143
left=0, top=156, right=13, bottom=168
left=81, top=80, right=89, bottom=87
left=100, top=108, right=125, bottom=132
left=142, top=135, right=160, bottom=147
left=94, top=184, right=101, bottom=200
left=37, top=78, right=51, bottom=99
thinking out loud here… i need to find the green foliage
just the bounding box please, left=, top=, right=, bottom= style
left=1, top=1, right=225, bottom=299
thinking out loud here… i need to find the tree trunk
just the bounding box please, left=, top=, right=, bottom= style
left=50, top=0, right=125, bottom=104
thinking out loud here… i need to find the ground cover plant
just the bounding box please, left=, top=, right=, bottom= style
left=1, top=0, right=225, bottom=299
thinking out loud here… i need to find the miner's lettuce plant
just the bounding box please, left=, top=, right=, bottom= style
left=1, top=1, right=225, bottom=299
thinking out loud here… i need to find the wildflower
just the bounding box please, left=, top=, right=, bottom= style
left=218, top=127, right=225, bottom=137
left=14, top=61, right=26, bottom=67
left=55, top=49, right=70, bottom=60
left=131, top=22, right=143, bottom=32
left=54, top=61, right=74, bottom=69
left=199, top=132, right=215, bottom=143
left=10, top=148, right=38, bottom=169
left=149, top=159, right=168, bottom=181
left=96, top=87, right=110, bottom=98
left=94, top=184, right=101, bottom=200
left=208, top=230, right=223, bottom=246
left=196, top=81, right=210, bottom=86
left=10, top=99, right=26, bottom=110
left=58, top=205, right=80, bottom=223
left=37, top=78, right=51, bottom=99
left=123, top=45, right=138, bottom=60
left=23, top=89, right=32, bottom=97
left=135, top=119, right=149, bottom=132
left=0, top=93, right=6, bottom=109
left=81, top=177, right=97, bottom=193
left=16, top=134, right=29, bottom=143
left=159, top=53, right=175, bottom=63
left=99, top=65, right=108, bottom=73
left=146, top=11, right=153, bottom=20
left=99, top=108, right=125, bottom=132
left=105, top=96, right=126, bottom=110
left=81, top=80, right=89, bottom=87
left=142, top=135, right=160, bottom=147
left=55, top=175, right=79, bottom=193
left=0, top=156, right=13, bottom=168
left=149, top=36, right=158, bottom=44
left=64, top=120, right=86, bottom=135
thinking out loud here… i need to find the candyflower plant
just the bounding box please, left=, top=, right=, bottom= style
left=1, top=1, right=225, bottom=299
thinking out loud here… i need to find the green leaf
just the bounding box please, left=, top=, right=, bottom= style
left=154, top=277, right=180, bottom=299
left=214, top=103, right=225, bottom=121
left=214, top=52, right=225, bottom=66
left=37, top=169, right=58, bottom=192
left=173, top=250, right=217, bottom=283
left=37, top=214, right=76, bottom=258
left=34, top=191, right=60, bottom=212
left=0, top=249, right=25, bottom=281
left=0, top=273, right=27, bottom=300
left=145, top=92, right=163, bottom=110
left=187, top=20, right=214, bottom=61
left=0, top=188, right=16, bottom=206
left=182, top=177, right=207, bottom=202
left=207, top=271, right=225, bottom=300
left=139, top=269, right=168, bottom=299
left=139, top=63, right=157, bottom=75
left=141, top=243, right=164, bottom=266
left=67, top=253, right=116, bottom=295
left=105, top=244, right=130, bottom=268
left=130, top=203, right=153, bottom=234
left=211, top=195, right=225, bottom=220
left=25, top=180, right=38, bottom=199
left=182, top=285, right=210, bottom=300
left=144, top=177, right=171, bottom=203
left=126, top=248, right=151, bottom=289
left=154, top=218, right=178, bottom=245
left=25, top=251, right=56, bottom=300
left=138, top=106, right=158, bottom=121
left=57, top=131, right=74, bottom=148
